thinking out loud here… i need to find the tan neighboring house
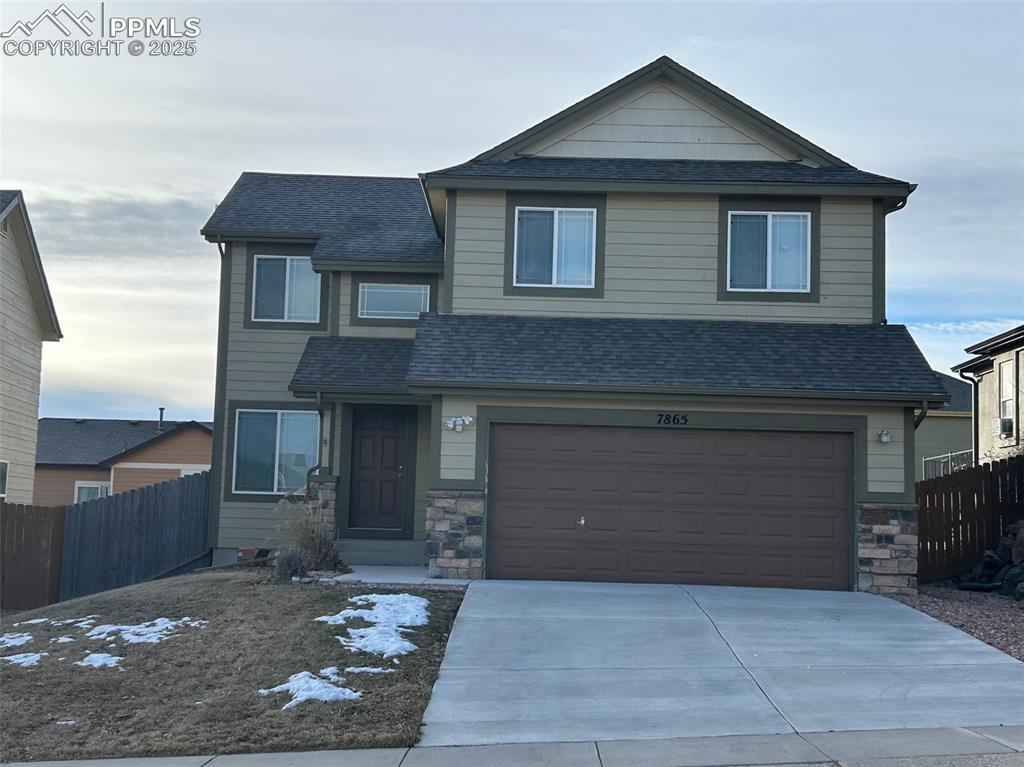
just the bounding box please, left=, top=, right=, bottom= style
left=0, top=190, right=62, bottom=504
left=201, top=56, right=948, bottom=593
left=34, top=416, right=213, bottom=505
left=953, top=324, right=1024, bottom=464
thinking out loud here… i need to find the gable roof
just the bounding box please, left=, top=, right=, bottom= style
left=952, top=323, right=1024, bottom=374
left=934, top=372, right=972, bottom=412
left=406, top=314, right=947, bottom=403
left=472, top=56, right=849, bottom=168
left=1, top=190, right=61, bottom=341
left=200, top=173, right=443, bottom=270
left=37, top=418, right=212, bottom=466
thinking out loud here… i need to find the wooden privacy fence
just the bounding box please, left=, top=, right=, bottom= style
left=0, top=471, right=210, bottom=610
left=917, top=456, right=1024, bottom=584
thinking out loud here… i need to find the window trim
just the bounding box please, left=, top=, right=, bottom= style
left=717, top=197, right=821, bottom=303
left=0, top=460, right=7, bottom=499
left=251, top=254, right=322, bottom=324
left=349, top=273, right=438, bottom=327
left=503, top=192, right=606, bottom=298
left=242, top=245, right=329, bottom=331
left=725, top=210, right=812, bottom=294
left=74, top=480, right=111, bottom=504
left=512, top=206, right=598, bottom=289
left=998, top=359, right=1016, bottom=429
left=231, top=407, right=321, bottom=496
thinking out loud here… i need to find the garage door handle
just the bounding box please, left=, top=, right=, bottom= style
left=577, top=515, right=586, bottom=527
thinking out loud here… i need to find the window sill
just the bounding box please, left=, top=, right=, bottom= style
left=504, top=284, right=604, bottom=299
left=242, top=318, right=326, bottom=331
left=351, top=315, right=420, bottom=328
left=718, top=289, right=819, bottom=303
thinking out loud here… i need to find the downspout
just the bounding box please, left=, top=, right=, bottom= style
left=913, top=400, right=929, bottom=429
left=959, top=369, right=980, bottom=464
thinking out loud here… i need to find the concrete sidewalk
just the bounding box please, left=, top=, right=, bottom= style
left=4, top=727, right=1024, bottom=767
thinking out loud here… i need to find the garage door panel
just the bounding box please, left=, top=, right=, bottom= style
left=488, top=425, right=852, bottom=589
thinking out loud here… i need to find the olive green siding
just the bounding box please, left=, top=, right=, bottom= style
left=914, top=414, right=972, bottom=480
left=450, top=190, right=875, bottom=323
left=438, top=394, right=910, bottom=499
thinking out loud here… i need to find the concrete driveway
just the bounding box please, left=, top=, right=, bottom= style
left=419, top=580, right=1024, bottom=747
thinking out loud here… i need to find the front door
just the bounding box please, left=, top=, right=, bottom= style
left=349, top=408, right=412, bottom=531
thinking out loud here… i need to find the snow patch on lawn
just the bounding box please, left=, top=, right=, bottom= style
left=0, top=633, right=33, bottom=649
left=259, top=672, right=362, bottom=710
left=56, top=720, right=76, bottom=726
left=50, top=636, right=75, bottom=644
left=13, top=618, right=48, bottom=626
left=3, top=652, right=48, bottom=666
left=316, top=593, right=428, bottom=658
left=345, top=666, right=394, bottom=674
left=75, top=653, right=122, bottom=668
left=317, top=666, right=345, bottom=683
left=85, top=617, right=206, bottom=644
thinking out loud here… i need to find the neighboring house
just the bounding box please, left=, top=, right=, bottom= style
left=914, top=372, right=973, bottom=480
left=953, top=324, right=1024, bottom=464
left=0, top=190, right=62, bottom=504
left=201, top=56, right=947, bottom=593
left=34, top=416, right=213, bottom=505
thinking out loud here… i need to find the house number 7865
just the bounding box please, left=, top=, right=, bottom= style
left=656, top=413, right=688, bottom=426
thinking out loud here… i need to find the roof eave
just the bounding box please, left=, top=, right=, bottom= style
left=2, top=193, right=62, bottom=341
left=963, top=325, right=1024, bottom=356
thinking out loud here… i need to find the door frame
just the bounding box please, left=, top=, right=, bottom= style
left=337, top=403, right=417, bottom=540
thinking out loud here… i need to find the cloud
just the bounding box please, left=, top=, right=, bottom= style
left=904, top=319, right=1023, bottom=375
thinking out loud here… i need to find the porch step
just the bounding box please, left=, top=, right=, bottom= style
left=338, top=538, right=426, bottom=566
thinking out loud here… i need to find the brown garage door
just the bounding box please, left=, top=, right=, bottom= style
left=488, top=424, right=852, bottom=589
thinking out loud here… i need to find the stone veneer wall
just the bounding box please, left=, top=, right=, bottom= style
left=306, top=476, right=338, bottom=528
left=857, top=502, right=918, bottom=595
left=425, top=490, right=486, bottom=579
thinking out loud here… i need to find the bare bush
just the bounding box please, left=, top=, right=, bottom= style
left=275, top=497, right=339, bottom=571
left=275, top=547, right=307, bottom=581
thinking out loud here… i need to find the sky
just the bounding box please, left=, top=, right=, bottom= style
left=1, top=0, right=1021, bottom=422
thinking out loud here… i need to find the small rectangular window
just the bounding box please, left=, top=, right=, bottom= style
left=999, top=360, right=1015, bottom=421
left=0, top=461, right=7, bottom=498
left=358, top=283, right=430, bottom=320
left=728, top=211, right=810, bottom=292
left=252, top=256, right=320, bottom=322
left=233, top=409, right=320, bottom=494
left=514, top=207, right=596, bottom=288
left=74, top=482, right=111, bottom=503
left=0, top=217, right=8, bottom=236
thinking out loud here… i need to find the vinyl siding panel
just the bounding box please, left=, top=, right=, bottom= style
left=33, top=466, right=110, bottom=506
left=450, top=191, right=875, bottom=323
left=0, top=219, right=43, bottom=503
left=524, top=81, right=794, bottom=162
left=112, top=467, right=183, bottom=494
left=439, top=394, right=907, bottom=498
left=121, top=427, right=212, bottom=464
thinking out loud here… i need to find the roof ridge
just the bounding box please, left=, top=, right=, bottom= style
left=241, top=171, right=420, bottom=182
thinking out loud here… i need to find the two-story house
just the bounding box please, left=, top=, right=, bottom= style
left=1, top=190, right=62, bottom=504
left=954, top=324, right=1023, bottom=464
left=201, top=57, right=947, bottom=593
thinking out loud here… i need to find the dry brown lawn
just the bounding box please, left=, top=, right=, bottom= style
left=0, top=570, right=463, bottom=762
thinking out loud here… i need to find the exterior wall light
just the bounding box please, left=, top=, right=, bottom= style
left=878, top=429, right=891, bottom=444
left=444, top=416, right=475, bottom=432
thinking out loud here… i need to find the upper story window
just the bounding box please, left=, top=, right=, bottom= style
left=233, top=409, right=319, bottom=494
left=252, top=255, right=321, bottom=323
left=999, top=360, right=1016, bottom=423
left=513, top=207, right=597, bottom=288
left=358, top=283, right=429, bottom=320
left=727, top=211, right=811, bottom=292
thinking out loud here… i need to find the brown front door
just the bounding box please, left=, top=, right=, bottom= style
left=488, top=424, right=853, bottom=590
left=349, top=408, right=412, bottom=531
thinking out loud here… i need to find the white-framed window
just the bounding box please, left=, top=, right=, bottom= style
left=358, top=283, right=430, bottom=320
left=252, top=255, right=321, bottom=322
left=0, top=461, right=8, bottom=499
left=74, top=481, right=111, bottom=504
left=233, top=409, right=320, bottom=494
left=999, top=360, right=1015, bottom=422
left=513, top=206, right=596, bottom=288
left=727, top=211, right=811, bottom=292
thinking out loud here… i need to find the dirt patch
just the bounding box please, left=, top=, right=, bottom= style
left=0, top=570, right=463, bottom=762
left=892, top=584, right=1024, bottom=661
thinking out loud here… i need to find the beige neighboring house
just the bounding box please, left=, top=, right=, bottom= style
left=33, top=416, right=213, bottom=505
left=201, top=56, right=949, bottom=594
left=0, top=190, right=62, bottom=504
left=953, top=324, right=1024, bottom=464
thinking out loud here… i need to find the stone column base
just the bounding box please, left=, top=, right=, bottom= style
left=425, top=490, right=486, bottom=579
left=857, top=502, right=918, bottom=595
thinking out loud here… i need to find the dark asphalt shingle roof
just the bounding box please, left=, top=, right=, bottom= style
left=291, top=336, right=414, bottom=393
left=37, top=419, right=212, bottom=466
left=0, top=190, right=20, bottom=212
left=201, top=173, right=442, bottom=266
left=934, top=372, right=972, bottom=412
left=406, top=314, right=946, bottom=399
left=426, top=157, right=910, bottom=187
